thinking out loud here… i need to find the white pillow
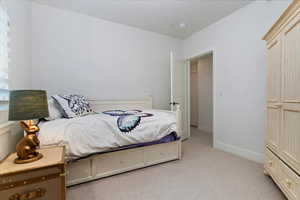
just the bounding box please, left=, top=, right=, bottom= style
left=52, top=94, right=93, bottom=118
left=45, top=99, right=63, bottom=121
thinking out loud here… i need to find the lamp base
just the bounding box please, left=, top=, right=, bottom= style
left=15, top=120, right=43, bottom=164
left=14, top=152, right=43, bottom=164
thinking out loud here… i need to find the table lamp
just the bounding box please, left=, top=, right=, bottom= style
left=9, top=90, right=49, bottom=164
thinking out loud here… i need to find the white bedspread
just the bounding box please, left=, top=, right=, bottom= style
left=38, top=109, right=178, bottom=160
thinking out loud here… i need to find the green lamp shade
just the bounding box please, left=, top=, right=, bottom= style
left=9, top=90, right=49, bottom=121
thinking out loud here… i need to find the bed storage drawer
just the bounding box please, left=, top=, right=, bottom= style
left=66, top=140, right=181, bottom=186
left=144, top=141, right=179, bottom=165
left=93, top=148, right=144, bottom=178
left=277, top=157, right=300, bottom=200
left=67, top=158, right=92, bottom=185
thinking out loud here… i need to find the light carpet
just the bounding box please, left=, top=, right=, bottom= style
left=67, top=128, right=286, bottom=200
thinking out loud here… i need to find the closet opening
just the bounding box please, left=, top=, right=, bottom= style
left=188, top=52, right=213, bottom=147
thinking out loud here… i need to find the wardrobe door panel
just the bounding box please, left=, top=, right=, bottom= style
left=283, top=19, right=300, bottom=103
left=281, top=103, right=300, bottom=174
left=267, top=104, right=281, bottom=153
left=267, top=39, right=281, bottom=103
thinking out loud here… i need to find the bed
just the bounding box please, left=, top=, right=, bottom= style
left=38, top=97, right=182, bottom=186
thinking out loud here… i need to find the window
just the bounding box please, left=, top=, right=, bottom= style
left=0, top=3, right=9, bottom=101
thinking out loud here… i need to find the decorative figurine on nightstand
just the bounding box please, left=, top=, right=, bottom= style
left=9, top=90, right=49, bottom=164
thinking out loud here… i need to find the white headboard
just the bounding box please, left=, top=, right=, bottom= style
left=89, top=96, right=153, bottom=112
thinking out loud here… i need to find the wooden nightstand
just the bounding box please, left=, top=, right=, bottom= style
left=0, top=146, right=66, bottom=200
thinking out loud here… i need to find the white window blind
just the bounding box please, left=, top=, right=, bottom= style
left=0, top=3, right=9, bottom=101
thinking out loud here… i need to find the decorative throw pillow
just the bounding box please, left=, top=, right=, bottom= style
left=52, top=94, right=93, bottom=118
left=44, top=99, right=63, bottom=121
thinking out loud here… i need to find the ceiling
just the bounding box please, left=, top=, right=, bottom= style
left=31, top=0, right=251, bottom=39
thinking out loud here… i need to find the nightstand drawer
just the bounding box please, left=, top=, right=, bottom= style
left=0, top=166, right=63, bottom=185
left=0, top=146, right=66, bottom=200
left=1, top=176, right=64, bottom=200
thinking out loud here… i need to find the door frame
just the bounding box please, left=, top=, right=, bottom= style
left=185, top=48, right=216, bottom=147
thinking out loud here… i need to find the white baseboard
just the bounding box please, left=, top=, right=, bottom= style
left=197, top=126, right=212, bottom=133
left=214, top=140, right=263, bottom=163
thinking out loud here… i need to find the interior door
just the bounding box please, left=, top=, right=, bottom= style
left=170, top=51, right=189, bottom=140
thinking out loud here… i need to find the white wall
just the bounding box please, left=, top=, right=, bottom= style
left=31, top=3, right=181, bottom=109
left=183, top=0, right=290, bottom=162
left=197, top=55, right=213, bottom=133
left=0, top=0, right=31, bottom=160
left=190, top=62, right=198, bottom=127
left=7, top=0, right=32, bottom=89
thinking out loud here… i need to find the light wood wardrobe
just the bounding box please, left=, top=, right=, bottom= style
left=263, top=1, right=300, bottom=199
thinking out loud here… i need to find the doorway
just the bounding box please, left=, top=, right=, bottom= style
left=188, top=53, right=213, bottom=147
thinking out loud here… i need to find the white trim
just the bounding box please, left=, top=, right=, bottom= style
left=197, top=126, right=212, bottom=134
left=170, top=51, right=174, bottom=106
left=186, top=60, right=191, bottom=138
left=185, top=48, right=216, bottom=147
left=214, top=140, right=264, bottom=163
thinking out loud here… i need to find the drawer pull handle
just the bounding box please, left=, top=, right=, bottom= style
left=9, top=188, right=46, bottom=200
left=274, top=103, right=283, bottom=108
left=268, top=161, right=273, bottom=167
left=60, top=173, right=66, bottom=177
left=286, top=179, right=292, bottom=188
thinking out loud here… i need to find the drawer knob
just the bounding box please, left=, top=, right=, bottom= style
left=60, top=173, right=67, bottom=177
left=268, top=161, right=273, bottom=167
left=274, top=103, right=283, bottom=108
left=286, top=179, right=292, bottom=188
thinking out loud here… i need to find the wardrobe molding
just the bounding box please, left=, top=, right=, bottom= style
left=263, top=0, right=300, bottom=41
